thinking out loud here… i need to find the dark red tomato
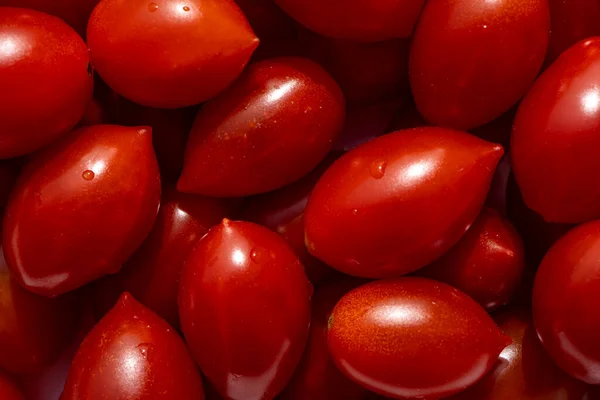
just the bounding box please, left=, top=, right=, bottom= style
left=485, top=153, right=511, bottom=217
left=178, top=57, right=345, bottom=197
left=420, top=207, right=525, bottom=311
left=305, top=127, right=503, bottom=278
left=234, top=0, right=297, bottom=41
left=0, top=7, right=93, bottom=158
left=512, top=38, right=600, bottom=223
left=275, top=0, right=425, bottom=42
left=62, top=293, right=204, bottom=399
left=410, top=0, right=549, bottom=130
left=533, top=220, right=600, bottom=384
left=279, top=279, right=368, bottom=400
left=3, top=125, right=161, bottom=296
left=327, top=278, right=509, bottom=399
left=449, top=310, right=589, bottom=400
left=179, top=220, right=312, bottom=400
left=87, top=0, right=258, bottom=108
left=0, top=373, right=23, bottom=400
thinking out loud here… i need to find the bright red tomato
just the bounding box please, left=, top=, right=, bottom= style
left=305, top=127, right=503, bottom=278
left=0, top=7, right=93, bottom=158
left=0, top=373, right=23, bottom=400
left=410, top=0, right=549, bottom=130
left=179, top=220, right=312, bottom=400
left=3, top=125, right=161, bottom=296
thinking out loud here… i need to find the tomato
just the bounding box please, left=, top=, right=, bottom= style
left=178, top=57, right=345, bottom=197
left=87, top=0, right=258, bottom=108
left=533, top=220, right=600, bottom=384
left=327, top=278, right=509, bottom=399
left=410, top=0, right=549, bottom=130
left=305, top=127, right=503, bottom=278
left=0, top=7, right=93, bottom=158
left=512, top=38, right=600, bottom=223
left=0, top=373, right=23, bottom=400
left=179, top=220, right=312, bottom=400
left=3, top=125, right=161, bottom=296
left=275, top=0, right=425, bottom=42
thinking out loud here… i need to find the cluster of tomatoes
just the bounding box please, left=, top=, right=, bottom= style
left=1, top=0, right=600, bottom=399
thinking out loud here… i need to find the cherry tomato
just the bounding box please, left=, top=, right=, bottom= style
left=178, top=57, right=345, bottom=197
left=87, top=0, right=258, bottom=108
left=327, top=278, right=510, bottom=399
left=3, top=125, right=161, bottom=296
left=410, top=0, right=549, bottom=130
left=305, top=127, right=503, bottom=278
left=512, top=38, right=600, bottom=223
left=0, top=7, right=93, bottom=158
left=275, top=0, right=425, bottom=42
left=0, top=373, right=23, bottom=400
left=179, top=220, right=312, bottom=400
left=533, top=220, right=600, bottom=384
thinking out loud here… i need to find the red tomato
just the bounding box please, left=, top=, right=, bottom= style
left=178, top=57, right=345, bottom=197
left=0, top=373, right=23, bottom=400
left=3, top=125, right=161, bottom=296
left=87, top=0, right=258, bottom=108
left=512, top=38, right=600, bottom=223
left=327, top=278, right=510, bottom=399
left=0, top=7, right=93, bottom=158
left=275, top=0, right=425, bottom=42
left=179, top=220, right=312, bottom=400
left=62, top=293, right=204, bottom=399
left=304, top=127, right=503, bottom=278
left=533, top=220, right=600, bottom=384
left=410, top=0, right=549, bottom=130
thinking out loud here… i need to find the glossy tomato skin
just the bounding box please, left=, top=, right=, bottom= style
left=305, top=127, right=503, bottom=278
left=178, top=57, right=345, bottom=197
left=327, top=278, right=509, bottom=399
left=533, top=220, right=600, bottom=384
left=62, top=293, right=204, bottom=399
left=420, top=207, right=526, bottom=311
left=0, top=7, right=93, bottom=158
left=410, top=0, right=549, bottom=130
left=87, top=0, right=258, bottom=108
left=512, top=38, right=600, bottom=223
left=275, top=0, right=425, bottom=42
left=0, top=373, right=24, bottom=400
left=3, top=125, right=161, bottom=296
left=179, top=220, right=312, bottom=400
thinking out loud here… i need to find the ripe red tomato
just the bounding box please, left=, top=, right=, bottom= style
left=178, top=57, right=345, bottom=197
left=0, top=373, right=23, bottom=400
left=3, top=125, right=161, bottom=296
left=410, top=0, right=549, bottom=130
left=87, top=0, right=258, bottom=108
left=179, top=220, right=312, bottom=400
left=305, top=127, right=503, bottom=278
left=0, top=7, right=93, bottom=158
left=327, top=278, right=509, bottom=399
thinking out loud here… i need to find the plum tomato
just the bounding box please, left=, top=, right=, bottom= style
left=327, top=278, right=510, bottom=399
left=179, top=220, right=312, bottom=400
left=304, top=127, right=503, bottom=278
left=87, top=0, right=258, bottom=108
left=410, top=0, right=549, bottom=130
left=0, top=373, right=23, bottom=400
left=3, top=125, right=161, bottom=296
left=178, top=57, right=345, bottom=197
left=0, top=7, right=93, bottom=158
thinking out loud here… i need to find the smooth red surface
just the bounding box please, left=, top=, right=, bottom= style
left=179, top=220, right=312, bottom=400
left=533, top=220, right=600, bottom=384
left=62, top=293, right=204, bottom=399
left=3, top=125, right=161, bottom=296
left=512, top=38, right=600, bottom=223
left=305, top=127, right=503, bottom=278
left=410, top=0, right=549, bottom=130
left=280, top=279, right=368, bottom=400
left=450, top=310, right=589, bottom=400
left=87, top=0, right=258, bottom=108
left=420, top=207, right=525, bottom=311
left=178, top=57, right=345, bottom=197
left=0, top=373, right=23, bottom=400
left=327, top=278, right=509, bottom=399
left=0, top=7, right=93, bottom=158
left=275, top=0, right=425, bottom=42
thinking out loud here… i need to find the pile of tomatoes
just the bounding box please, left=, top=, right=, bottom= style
left=1, top=0, right=600, bottom=399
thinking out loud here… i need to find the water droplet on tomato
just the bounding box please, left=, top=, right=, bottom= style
left=250, top=248, right=266, bottom=264
left=82, top=170, right=95, bottom=180
left=182, top=5, right=190, bottom=11
left=137, top=343, right=153, bottom=359
left=369, top=159, right=387, bottom=179
left=148, top=2, right=158, bottom=12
